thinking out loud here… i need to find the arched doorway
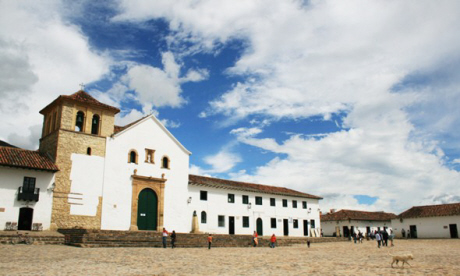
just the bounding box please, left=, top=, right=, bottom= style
left=256, top=218, right=263, bottom=236
left=18, top=207, right=33, bottom=230
left=137, top=189, right=158, bottom=230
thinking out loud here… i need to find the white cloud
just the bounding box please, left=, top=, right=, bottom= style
left=114, top=0, right=460, bottom=213
left=122, top=52, right=208, bottom=109
left=203, top=149, right=242, bottom=174
left=0, top=1, right=112, bottom=149
left=230, top=126, right=460, bottom=213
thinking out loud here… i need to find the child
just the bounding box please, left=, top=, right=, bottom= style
left=207, top=234, right=213, bottom=249
left=270, top=234, right=276, bottom=248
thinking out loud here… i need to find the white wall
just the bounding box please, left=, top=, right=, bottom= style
left=0, top=166, right=55, bottom=230
left=187, top=185, right=321, bottom=237
left=69, top=154, right=105, bottom=216
left=101, top=117, right=190, bottom=232
left=391, top=216, right=460, bottom=238
left=321, top=219, right=392, bottom=237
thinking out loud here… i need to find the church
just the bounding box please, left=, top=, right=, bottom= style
left=0, top=90, right=322, bottom=237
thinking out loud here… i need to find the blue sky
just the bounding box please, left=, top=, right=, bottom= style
left=1, top=0, right=460, bottom=213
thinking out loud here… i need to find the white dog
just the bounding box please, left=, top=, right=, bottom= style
left=390, top=253, right=414, bottom=268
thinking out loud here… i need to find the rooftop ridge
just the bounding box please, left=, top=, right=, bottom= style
left=189, top=174, right=322, bottom=199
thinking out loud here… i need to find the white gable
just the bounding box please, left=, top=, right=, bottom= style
left=112, top=114, right=191, bottom=155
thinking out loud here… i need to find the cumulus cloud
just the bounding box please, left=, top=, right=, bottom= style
left=0, top=1, right=111, bottom=149
left=229, top=126, right=460, bottom=213
left=113, top=0, right=460, bottom=213
left=203, top=149, right=242, bottom=173
left=121, top=52, right=208, bottom=109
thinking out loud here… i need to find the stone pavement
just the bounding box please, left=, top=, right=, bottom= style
left=0, top=239, right=459, bottom=275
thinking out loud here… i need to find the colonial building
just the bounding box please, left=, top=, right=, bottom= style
left=391, top=203, right=460, bottom=239
left=321, top=209, right=396, bottom=237
left=0, top=142, right=59, bottom=231
left=1, top=90, right=322, bottom=237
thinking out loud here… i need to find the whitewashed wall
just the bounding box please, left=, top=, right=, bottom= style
left=321, top=219, right=392, bottom=237
left=101, top=116, right=191, bottom=232
left=187, top=185, right=321, bottom=237
left=391, top=216, right=460, bottom=238
left=69, top=154, right=105, bottom=216
left=0, top=166, right=55, bottom=230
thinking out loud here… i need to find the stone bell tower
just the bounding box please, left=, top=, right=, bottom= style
left=39, top=89, right=120, bottom=230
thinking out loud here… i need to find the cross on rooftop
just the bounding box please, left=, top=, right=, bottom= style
left=79, top=83, right=85, bottom=90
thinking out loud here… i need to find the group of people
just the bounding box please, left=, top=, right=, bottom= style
left=161, top=229, right=308, bottom=249
left=253, top=231, right=277, bottom=248
left=162, top=228, right=176, bottom=249
left=352, top=231, right=364, bottom=243
left=374, top=229, right=394, bottom=248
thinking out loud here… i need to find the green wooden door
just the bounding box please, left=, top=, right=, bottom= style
left=256, top=218, right=263, bottom=236
left=137, top=189, right=158, bottom=230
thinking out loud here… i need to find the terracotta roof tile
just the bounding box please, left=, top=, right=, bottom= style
left=398, top=203, right=460, bottom=219
left=0, top=146, right=59, bottom=172
left=40, top=90, right=120, bottom=114
left=189, top=174, right=322, bottom=199
left=321, top=209, right=397, bottom=221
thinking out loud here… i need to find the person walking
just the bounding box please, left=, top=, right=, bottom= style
left=207, top=234, right=213, bottom=249
left=383, top=230, right=389, bottom=247
left=171, top=230, right=176, bottom=249
left=253, top=231, right=259, bottom=247
left=375, top=232, right=381, bottom=248
left=162, top=228, right=168, bottom=248
left=270, top=234, right=276, bottom=248
left=389, top=229, right=394, bottom=247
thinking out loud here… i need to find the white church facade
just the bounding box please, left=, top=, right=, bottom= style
left=0, top=90, right=322, bottom=237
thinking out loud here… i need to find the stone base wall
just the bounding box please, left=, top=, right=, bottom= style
left=51, top=130, right=106, bottom=229
left=58, top=229, right=348, bottom=248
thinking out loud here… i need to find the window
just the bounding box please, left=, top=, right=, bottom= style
left=293, top=219, right=299, bottom=229
left=128, top=150, right=138, bottom=164
left=75, top=111, right=85, bottom=132
left=255, top=196, right=263, bottom=205
left=242, top=195, right=249, bottom=204
left=218, top=215, right=225, bottom=227
left=302, top=201, right=307, bottom=209
left=270, top=198, right=276, bottom=206
left=91, top=114, right=100, bottom=135
left=162, top=156, right=170, bottom=169
left=228, top=194, right=235, bottom=203
left=201, top=211, right=207, bottom=224
left=23, top=177, right=36, bottom=193
left=87, top=147, right=92, bottom=155
left=283, top=199, right=288, bottom=207
left=145, top=149, right=155, bottom=163
left=243, top=216, right=249, bottom=228
left=271, top=218, right=277, bottom=228
left=200, top=191, right=208, bottom=201
left=292, top=200, right=297, bottom=208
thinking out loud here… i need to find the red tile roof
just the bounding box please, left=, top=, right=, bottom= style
left=321, top=209, right=397, bottom=221
left=189, top=174, right=322, bottom=199
left=0, top=146, right=59, bottom=172
left=398, top=203, right=460, bottom=219
left=40, top=90, right=120, bottom=114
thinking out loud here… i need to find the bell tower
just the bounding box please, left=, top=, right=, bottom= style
left=39, top=90, right=120, bottom=229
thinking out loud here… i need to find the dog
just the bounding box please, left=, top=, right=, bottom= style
left=390, top=253, right=413, bottom=268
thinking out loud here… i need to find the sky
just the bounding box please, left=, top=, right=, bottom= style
left=1, top=0, right=460, bottom=214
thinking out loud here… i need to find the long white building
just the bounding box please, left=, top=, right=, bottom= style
left=321, top=209, right=396, bottom=237
left=0, top=90, right=322, bottom=237
left=391, top=203, right=460, bottom=239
